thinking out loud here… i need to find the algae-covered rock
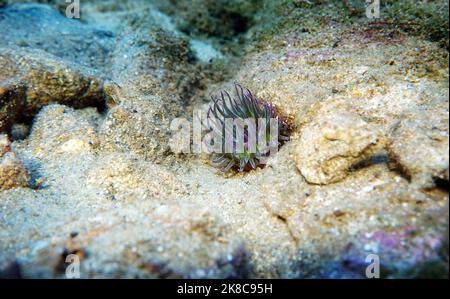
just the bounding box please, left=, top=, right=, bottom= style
left=0, top=81, right=26, bottom=132
left=0, top=3, right=113, bottom=132
left=0, top=47, right=105, bottom=132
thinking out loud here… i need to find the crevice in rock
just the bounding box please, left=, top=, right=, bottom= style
left=349, top=152, right=390, bottom=172
left=262, top=200, right=298, bottom=246
left=432, top=177, right=449, bottom=193
left=386, top=150, right=413, bottom=182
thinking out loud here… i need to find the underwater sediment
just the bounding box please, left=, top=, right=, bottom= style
left=0, top=0, right=448, bottom=278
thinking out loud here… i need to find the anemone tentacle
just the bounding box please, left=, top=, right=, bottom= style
left=207, top=83, right=289, bottom=172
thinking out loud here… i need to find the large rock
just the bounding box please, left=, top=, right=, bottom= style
left=294, top=110, right=384, bottom=185
left=0, top=3, right=114, bottom=132
left=98, top=18, right=202, bottom=160
left=0, top=53, right=27, bottom=132
left=228, top=8, right=449, bottom=277
left=26, top=104, right=99, bottom=159
left=0, top=47, right=105, bottom=132
left=387, top=109, right=449, bottom=189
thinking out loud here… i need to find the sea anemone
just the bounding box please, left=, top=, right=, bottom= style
left=206, top=83, right=290, bottom=172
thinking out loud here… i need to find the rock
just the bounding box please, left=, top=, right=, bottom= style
left=0, top=57, right=27, bottom=132
left=322, top=226, right=449, bottom=278
left=282, top=164, right=449, bottom=278
left=0, top=152, right=30, bottom=191
left=0, top=3, right=113, bottom=132
left=0, top=47, right=105, bottom=132
left=1, top=133, right=30, bottom=191
left=98, top=19, right=202, bottom=160
left=27, top=104, right=99, bottom=158
left=0, top=134, right=10, bottom=157
left=387, top=109, right=449, bottom=188
left=0, top=3, right=114, bottom=70
left=294, top=110, right=384, bottom=185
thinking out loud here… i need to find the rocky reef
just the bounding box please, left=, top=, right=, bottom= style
left=0, top=0, right=448, bottom=278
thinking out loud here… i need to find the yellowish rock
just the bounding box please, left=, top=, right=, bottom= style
left=294, top=110, right=383, bottom=184
left=0, top=152, right=30, bottom=191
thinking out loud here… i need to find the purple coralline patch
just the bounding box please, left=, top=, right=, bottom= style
left=366, top=226, right=443, bottom=264
left=323, top=226, right=447, bottom=278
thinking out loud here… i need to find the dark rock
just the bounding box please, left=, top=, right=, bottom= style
left=0, top=47, right=105, bottom=131
left=0, top=3, right=115, bottom=70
